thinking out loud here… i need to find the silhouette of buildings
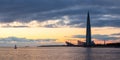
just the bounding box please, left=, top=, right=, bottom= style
left=66, top=12, right=95, bottom=47
left=85, top=12, right=93, bottom=47
left=77, top=40, right=85, bottom=46
left=65, top=40, right=85, bottom=46
left=65, top=41, right=75, bottom=46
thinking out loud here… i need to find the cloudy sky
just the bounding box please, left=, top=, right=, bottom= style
left=0, top=0, right=120, bottom=46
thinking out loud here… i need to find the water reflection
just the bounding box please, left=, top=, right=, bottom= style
left=0, top=47, right=120, bottom=60
left=84, top=48, right=92, bottom=60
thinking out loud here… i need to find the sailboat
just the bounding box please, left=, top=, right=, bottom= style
left=14, top=44, right=17, bottom=49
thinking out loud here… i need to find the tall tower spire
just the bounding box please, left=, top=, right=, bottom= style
left=86, top=11, right=92, bottom=47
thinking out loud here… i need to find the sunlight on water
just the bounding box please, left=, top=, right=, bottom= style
left=0, top=47, right=120, bottom=60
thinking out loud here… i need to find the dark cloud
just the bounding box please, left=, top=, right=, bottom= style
left=72, top=34, right=120, bottom=40
left=111, top=33, right=120, bottom=36
left=0, top=0, right=120, bottom=28
left=0, top=37, right=57, bottom=47
left=90, top=20, right=120, bottom=28
left=0, top=37, right=56, bottom=43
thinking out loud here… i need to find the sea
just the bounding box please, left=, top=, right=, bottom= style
left=0, top=47, right=120, bottom=60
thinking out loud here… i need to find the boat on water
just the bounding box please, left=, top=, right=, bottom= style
left=14, top=45, right=17, bottom=49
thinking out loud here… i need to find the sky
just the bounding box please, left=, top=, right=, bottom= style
left=0, top=0, right=120, bottom=46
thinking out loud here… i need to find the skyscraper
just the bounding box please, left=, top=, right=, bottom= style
left=86, top=12, right=92, bottom=47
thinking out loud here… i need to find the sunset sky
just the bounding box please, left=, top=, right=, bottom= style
left=0, top=0, right=120, bottom=46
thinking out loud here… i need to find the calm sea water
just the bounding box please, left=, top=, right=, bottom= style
left=0, top=47, right=120, bottom=60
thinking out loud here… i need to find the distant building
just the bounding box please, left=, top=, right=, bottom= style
left=77, top=40, right=85, bottom=46
left=65, top=40, right=85, bottom=46
left=66, top=12, right=95, bottom=47
left=85, top=12, right=93, bottom=47
left=65, top=41, right=76, bottom=46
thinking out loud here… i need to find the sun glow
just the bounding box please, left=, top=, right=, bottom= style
left=0, top=27, right=119, bottom=44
